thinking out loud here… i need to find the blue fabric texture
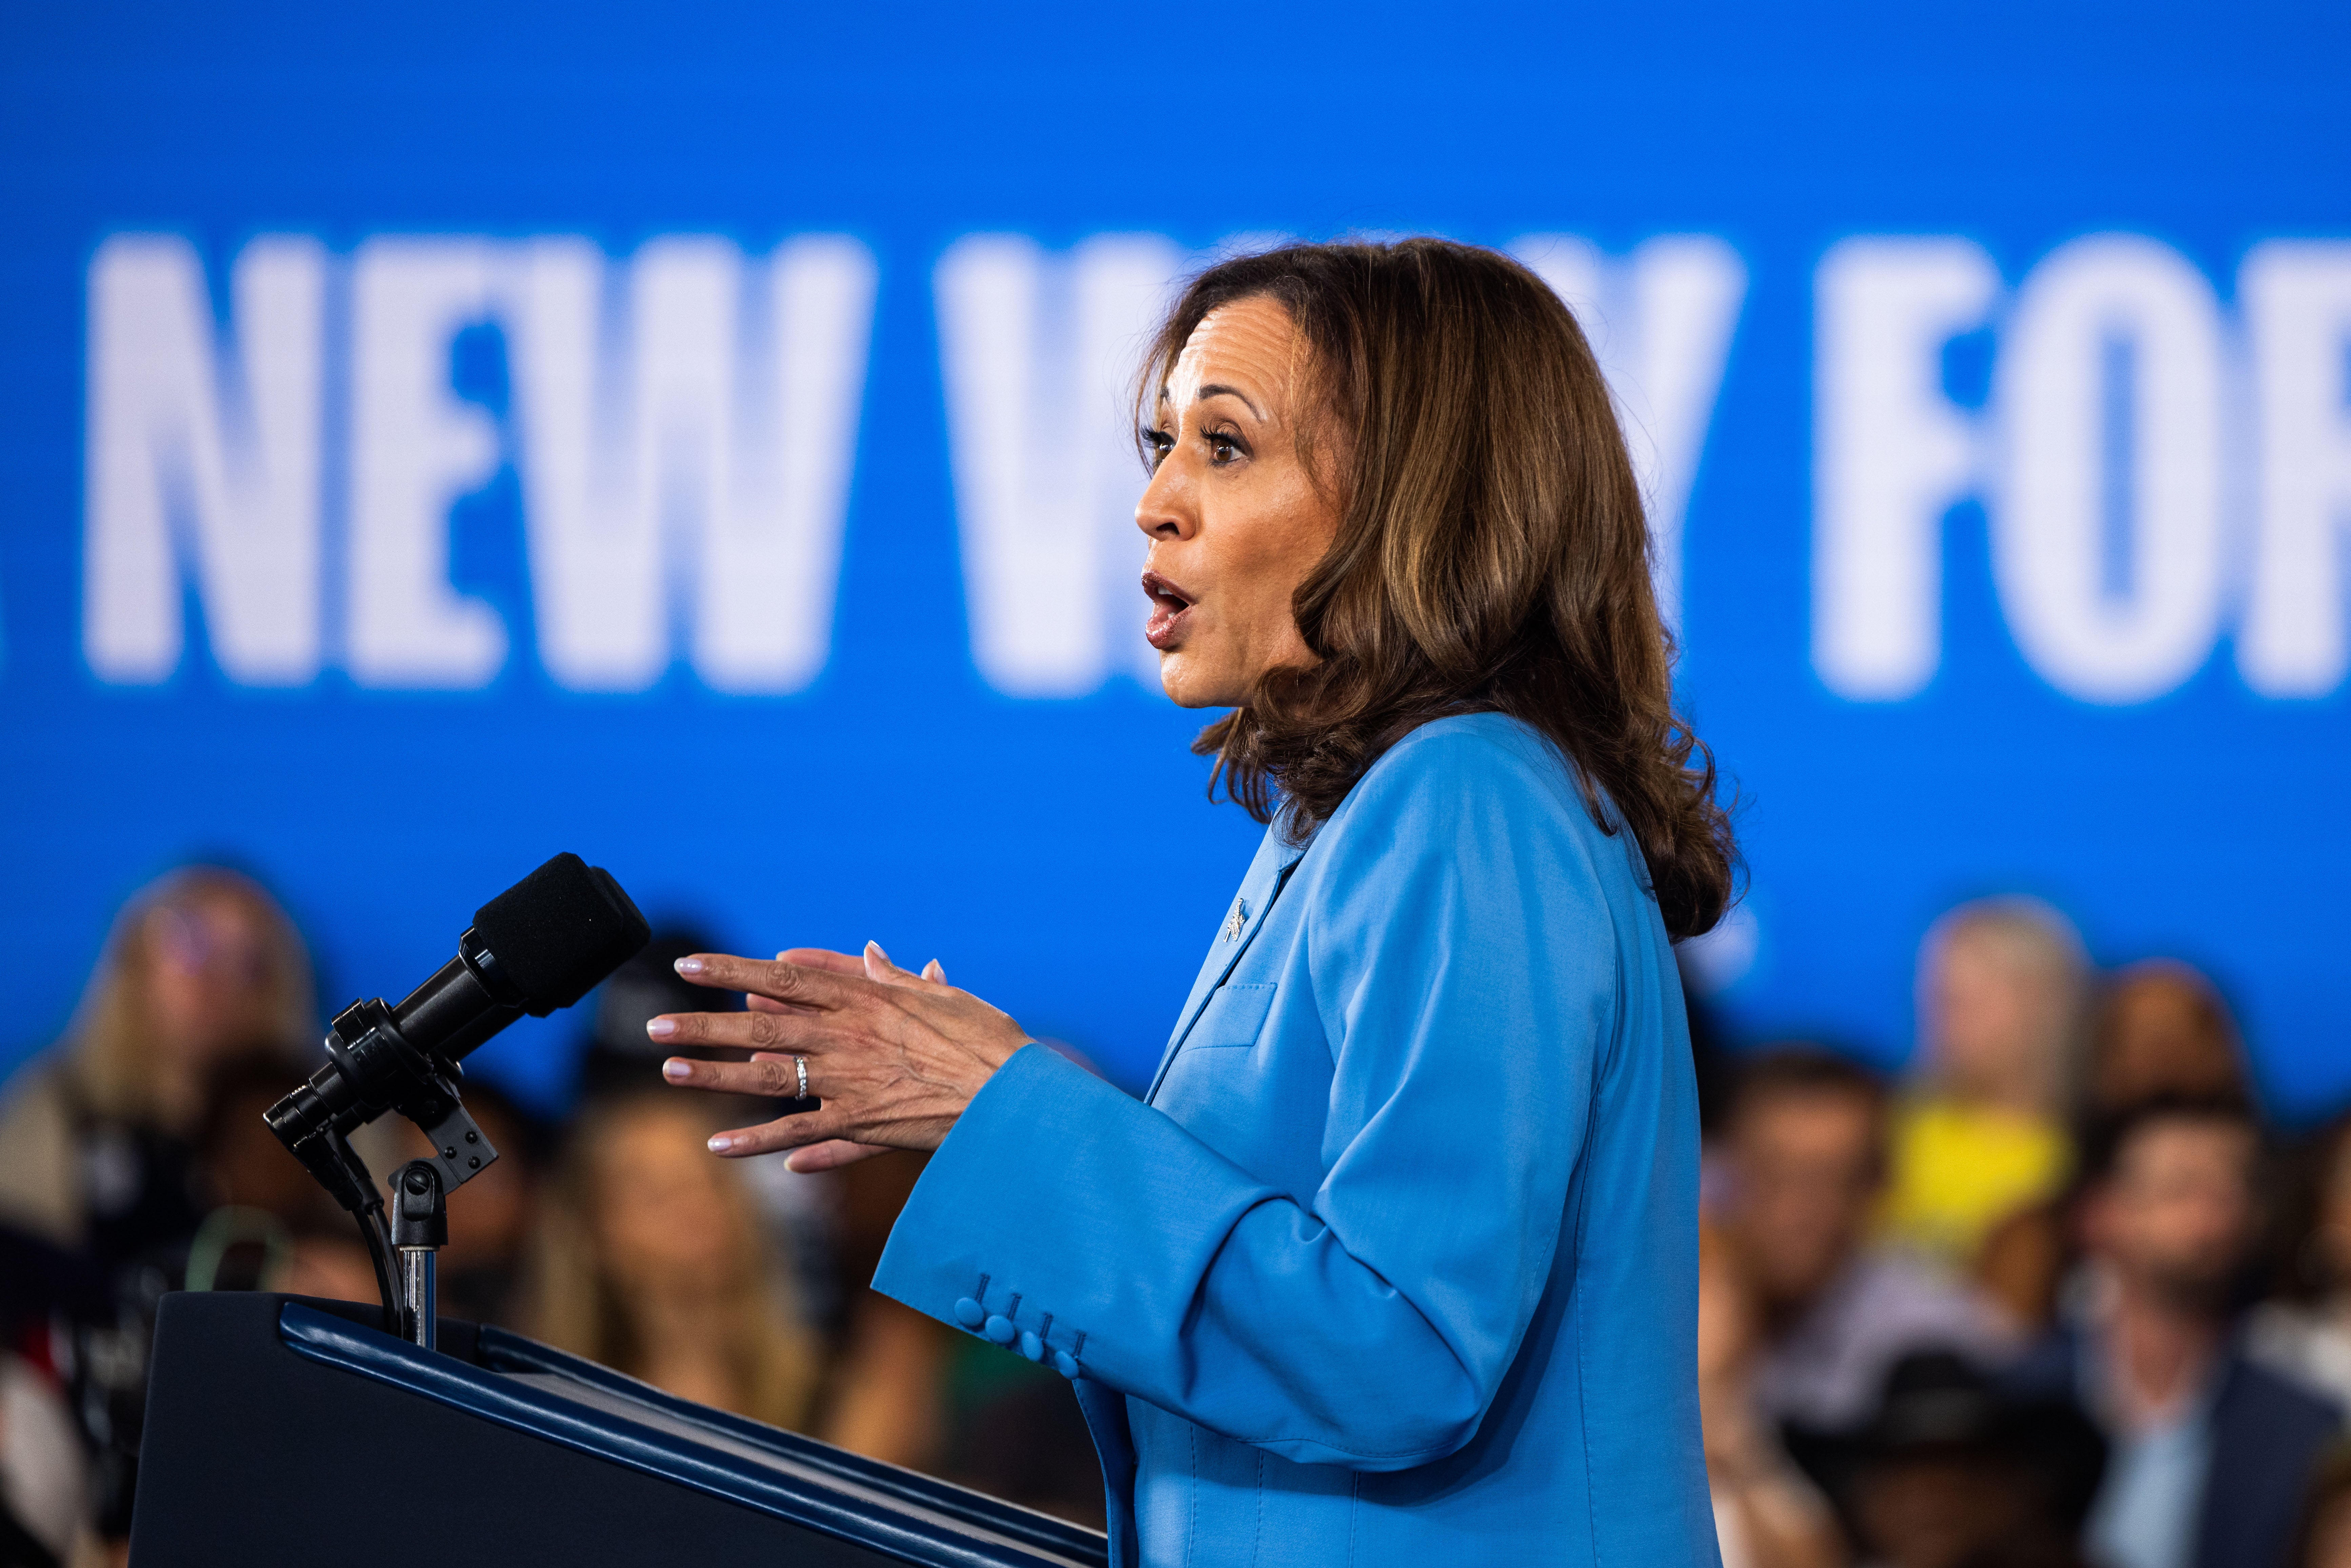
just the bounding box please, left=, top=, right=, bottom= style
left=874, top=713, right=1720, bottom=1567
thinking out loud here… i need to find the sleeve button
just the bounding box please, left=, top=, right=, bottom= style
left=952, top=1298, right=986, bottom=1328
left=1052, top=1351, right=1081, bottom=1379
left=983, top=1314, right=1017, bottom=1345
left=1019, top=1331, right=1043, bottom=1361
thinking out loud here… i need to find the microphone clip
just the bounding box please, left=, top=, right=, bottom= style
left=322, top=999, right=503, bottom=1200
left=267, top=997, right=502, bottom=1342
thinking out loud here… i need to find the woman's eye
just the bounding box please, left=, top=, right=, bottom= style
left=1207, top=432, right=1243, bottom=464
left=1142, top=427, right=1174, bottom=469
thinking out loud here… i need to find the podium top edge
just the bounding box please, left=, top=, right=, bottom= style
left=275, top=1300, right=1109, bottom=1568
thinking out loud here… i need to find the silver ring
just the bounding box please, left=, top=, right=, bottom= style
left=793, top=1055, right=810, bottom=1100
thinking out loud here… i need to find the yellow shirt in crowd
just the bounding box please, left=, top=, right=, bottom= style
left=1878, top=1097, right=2071, bottom=1267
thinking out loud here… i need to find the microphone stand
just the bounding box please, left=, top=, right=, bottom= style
left=274, top=998, right=500, bottom=1346
left=389, top=1162, right=448, bottom=1349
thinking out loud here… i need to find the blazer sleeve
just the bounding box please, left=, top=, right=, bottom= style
left=871, top=730, right=1619, bottom=1471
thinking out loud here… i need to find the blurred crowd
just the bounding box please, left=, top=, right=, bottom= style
left=1694, top=900, right=2351, bottom=1568
left=3, top=872, right=2350, bottom=1568
left=0, top=870, right=1098, bottom=1567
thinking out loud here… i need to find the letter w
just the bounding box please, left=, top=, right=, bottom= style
left=505, top=236, right=876, bottom=693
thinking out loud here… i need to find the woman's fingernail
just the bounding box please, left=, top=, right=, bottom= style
left=661, top=1058, right=690, bottom=1081
left=707, top=1134, right=736, bottom=1154
left=674, top=957, right=704, bottom=976
left=866, top=939, right=892, bottom=964
left=646, top=1017, right=677, bottom=1039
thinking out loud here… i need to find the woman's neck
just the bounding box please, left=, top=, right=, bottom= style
left=623, top=1280, right=730, bottom=1348
left=618, top=1281, right=740, bottom=1409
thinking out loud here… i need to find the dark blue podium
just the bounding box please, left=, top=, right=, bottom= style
left=128, top=1292, right=1110, bottom=1567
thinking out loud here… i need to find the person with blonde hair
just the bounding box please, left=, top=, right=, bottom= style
left=0, top=865, right=315, bottom=1554
left=524, top=1092, right=819, bottom=1431
left=1880, top=897, right=2088, bottom=1272
left=0, top=865, right=314, bottom=1254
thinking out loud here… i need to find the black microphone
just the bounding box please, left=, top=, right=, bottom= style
left=266, top=853, right=650, bottom=1203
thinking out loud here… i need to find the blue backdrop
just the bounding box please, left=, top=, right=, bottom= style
left=2, top=1, right=2346, bottom=1117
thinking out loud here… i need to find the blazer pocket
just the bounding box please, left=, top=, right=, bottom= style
left=1186, top=982, right=1277, bottom=1049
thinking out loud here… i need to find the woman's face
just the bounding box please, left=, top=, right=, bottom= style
left=144, top=889, right=281, bottom=1068
left=592, top=1103, right=744, bottom=1298
left=1136, top=295, right=1344, bottom=708
left=1924, top=933, right=2049, bottom=1107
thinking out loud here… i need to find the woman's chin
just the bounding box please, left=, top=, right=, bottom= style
left=1157, top=652, right=1234, bottom=710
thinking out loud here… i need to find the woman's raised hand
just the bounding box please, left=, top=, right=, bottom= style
left=651, top=942, right=1029, bottom=1173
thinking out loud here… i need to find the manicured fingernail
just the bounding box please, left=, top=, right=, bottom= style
left=866, top=939, right=891, bottom=964
left=646, top=1017, right=676, bottom=1039
left=674, top=957, right=704, bottom=976
left=661, top=1058, right=690, bottom=1081
left=707, top=1134, right=736, bottom=1153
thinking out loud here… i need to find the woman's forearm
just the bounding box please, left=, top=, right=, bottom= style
left=873, top=1044, right=1571, bottom=1470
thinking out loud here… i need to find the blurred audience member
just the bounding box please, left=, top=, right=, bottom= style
left=194, top=1054, right=332, bottom=1227
left=1696, top=1225, right=1845, bottom=1568
left=185, top=1054, right=376, bottom=1302
left=1882, top=899, right=2087, bottom=1272
left=0, top=1348, right=85, bottom=1567
left=1979, top=958, right=2255, bottom=1330
left=0, top=866, right=313, bottom=1552
left=1826, top=1351, right=2102, bottom=1568
left=2010, top=1098, right=2338, bottom=1568
left=2251, top=1113, right=2351, bottom=1413
left=2294, top=1446, right=2351, bottom=1568
left=574, top=926, right=959, bottom=1471
left=2086, top=961, right=2251, bottom=1115
left=1715, top=1048, right=2009, bottom=1432
left=0, top=866, right=312, bottom=1263
left=525, top=1092, right=820, bottom=1430
left=573, top=928, right=843, bottom=1323
left=818, top=1150, right=953, bottom=1470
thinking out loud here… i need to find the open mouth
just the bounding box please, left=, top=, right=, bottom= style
left=1142, top=571, right=1193, bottom=650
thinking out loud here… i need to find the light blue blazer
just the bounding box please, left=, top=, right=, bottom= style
left=875, top=712, right=1721, bottom=1567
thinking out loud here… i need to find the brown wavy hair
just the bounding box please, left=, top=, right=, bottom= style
left=523, top=1092, right=819, bottom=1431
left=1139, top=238, right=1737, bottom=939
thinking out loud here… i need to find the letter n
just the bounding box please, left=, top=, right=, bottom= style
left=84, top=234, right=325, bottom=684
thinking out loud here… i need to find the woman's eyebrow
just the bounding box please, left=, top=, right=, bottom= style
left=1195, top=382, right=1265, bottom=419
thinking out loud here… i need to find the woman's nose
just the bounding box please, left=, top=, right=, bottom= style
left=1135, top=457, right=1193, bottom=541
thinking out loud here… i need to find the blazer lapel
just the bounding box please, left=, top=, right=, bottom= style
left=1143, top=827, right=1310, bottom=1104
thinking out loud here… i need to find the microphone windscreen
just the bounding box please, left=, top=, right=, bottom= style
left=473, top=853, right=652, bottom=1015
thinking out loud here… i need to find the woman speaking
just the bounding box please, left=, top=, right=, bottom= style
left=654, top=239, right=1737, bottom=1566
